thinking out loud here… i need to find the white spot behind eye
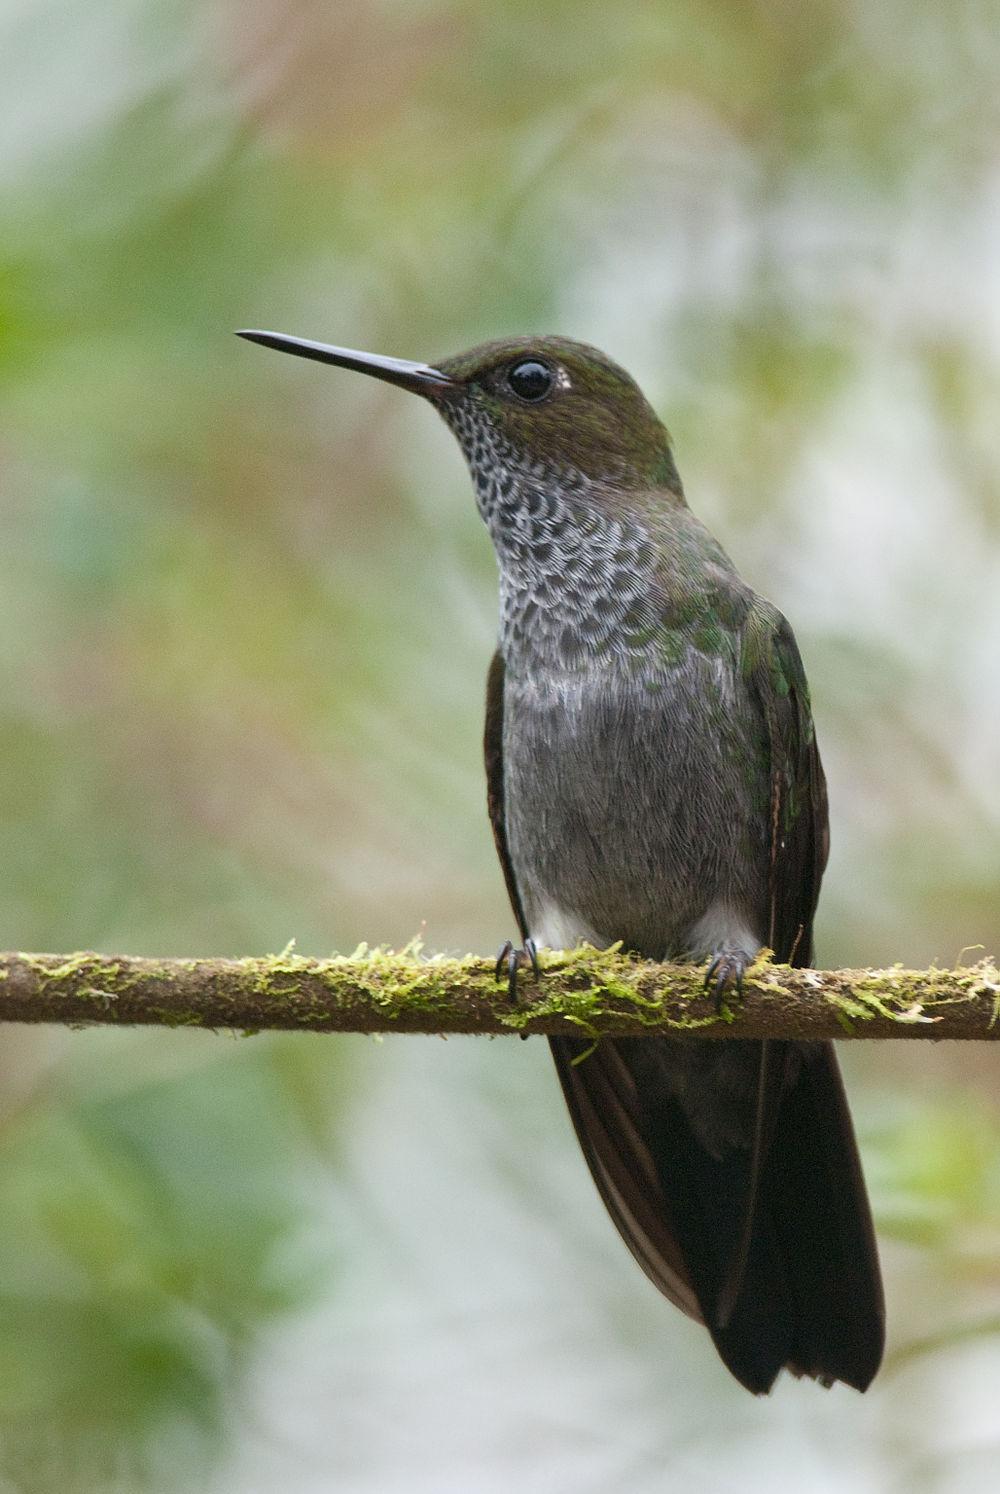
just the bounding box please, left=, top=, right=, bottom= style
left=555, top=367, right=572, bottom=392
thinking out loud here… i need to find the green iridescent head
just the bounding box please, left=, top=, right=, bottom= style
left=434, top=336, right=680, bottom=491
left=237, top=329, right=682, bottom=494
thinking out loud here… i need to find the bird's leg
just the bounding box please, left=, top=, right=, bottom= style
left=495, top=937, right=540, bottom=1003
left=704, top=945, right=752, bottom=1014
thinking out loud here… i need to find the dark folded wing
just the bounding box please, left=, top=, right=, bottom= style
left=741, top=600, right=829, bottom=966
left=484, top=650, right=529, bottom=942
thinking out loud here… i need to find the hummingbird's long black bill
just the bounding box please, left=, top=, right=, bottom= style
left=236, top=330, right=454, bottom=395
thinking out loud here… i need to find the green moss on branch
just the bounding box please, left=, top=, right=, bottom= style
left=0, top=946, right=997, bottom=1039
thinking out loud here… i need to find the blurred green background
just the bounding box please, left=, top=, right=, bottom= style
left=2, top=0, right=1000, bottom=1489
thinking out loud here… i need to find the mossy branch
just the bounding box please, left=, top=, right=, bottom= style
left=0, top=947, right=998, bottom=1039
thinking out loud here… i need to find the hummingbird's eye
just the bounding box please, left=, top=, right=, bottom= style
left=506, top=360, right=553, bottom=402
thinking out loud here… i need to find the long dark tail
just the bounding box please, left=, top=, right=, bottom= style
left=549, top=1035, right=884, bottom=1394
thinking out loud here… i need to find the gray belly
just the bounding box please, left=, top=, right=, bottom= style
left=502, top=656, right=772, bottom=961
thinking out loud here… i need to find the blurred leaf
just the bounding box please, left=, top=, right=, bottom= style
left=0, top=1033, right=346, bottom=1493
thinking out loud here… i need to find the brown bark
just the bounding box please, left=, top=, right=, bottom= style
left=0, top=948, right=997, bottom=1040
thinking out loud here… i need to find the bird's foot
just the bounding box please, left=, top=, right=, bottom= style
left=495, top=937, right=540, bottom=1004
left=704, top=947, right=751, bottom=1014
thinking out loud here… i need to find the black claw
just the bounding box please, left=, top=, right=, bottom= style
left=494, top=937, right=541, bottom=1005
left=704, top=951, right=749, bottom=1014
left=495, top=940, right=514, bottom=985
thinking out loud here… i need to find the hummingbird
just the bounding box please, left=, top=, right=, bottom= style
left=238, top=327, right=885, bottom=1394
